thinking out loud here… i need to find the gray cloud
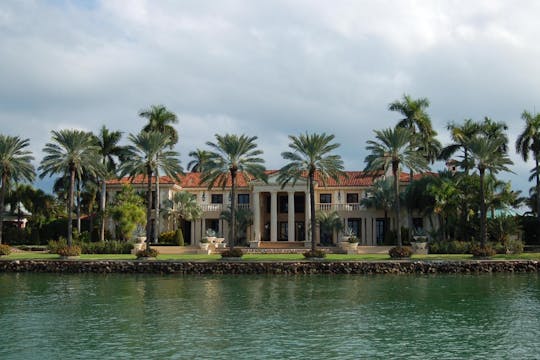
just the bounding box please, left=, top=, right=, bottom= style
left=0, top=0, right=538, bottom=194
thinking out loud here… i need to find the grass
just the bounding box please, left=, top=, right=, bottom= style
left=2, top=252, right=540, bottom=261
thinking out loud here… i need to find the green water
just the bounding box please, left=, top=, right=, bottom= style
left=0, top=273, right=539, bottom=359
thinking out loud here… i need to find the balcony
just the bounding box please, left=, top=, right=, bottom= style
left=316, top=203, right=363, bottom=212
left=201, top=203, right=251, bottom=212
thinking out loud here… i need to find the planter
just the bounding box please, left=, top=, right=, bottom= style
left=249, top=241, right=260, bottom=248
left=199, top=243, right=210, bottom=251
left=411, top=242, right=428, bottom=255
left=207, top=236, right=217, bottom=244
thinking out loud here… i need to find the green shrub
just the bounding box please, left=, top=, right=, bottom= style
left=389, top=246, right=412, bottom=259
left=136, top=248, right=159, bottom=258
left=348, top=236, right=359, bottom=243
left=507, top=239, right=524, bottom=254
left=471, top=245, right=496, bottom=258
left=48, top=238, right=69, bottom=254
left=158, top=231, right=176, bottom=245
left=303, top=249, right=326, bottom=258
left=175, top=229, right=185, bottom=246
left=57, top=245, right=81, bottom=257
left=80, top=241, right=133, bottom=254
left=0, top=244, right=12, bottom=256
left=447, top=240, right=471, bottom=254
left=221, top=248, right=243, bottom=258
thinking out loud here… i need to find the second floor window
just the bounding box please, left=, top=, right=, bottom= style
left=320, top=193, right=332, bottom=203
left=238, top=194, right=250, bottom=204
left=211, top=194, right=223, bottom=204
left=346, top=193, right=359, bottom=203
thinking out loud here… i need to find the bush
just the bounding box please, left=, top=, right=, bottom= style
left=158, top=231, right=176, bottom=245
left=48, top=238, right=69, bottom=254
left=303, top=249, right=326, bottom=259
left=429, top=240, right=470, bottom=254
left=175, top=229, right=185, bottom=246
left=348, top=236, right=359, bottom=243
left=80, top=241, right=133, bottom=254
left=0, top=244, right=12, bottom=256
left=136, top=248, right=159, bottom=258
left=57, top=245, right=82, bottom=257
left=221, top=248, right=243, bottom=258
left=471, top=245, right=496, bottom=258
left=389, top=246, right=412, bottom=259
left=507, top=239, right=524, bottom=254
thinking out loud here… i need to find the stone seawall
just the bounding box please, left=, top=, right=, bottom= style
left=0, top=260, right=539, bottom=275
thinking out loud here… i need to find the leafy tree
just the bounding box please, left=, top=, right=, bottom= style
left=39, top=130, right=103, bottom=246
left=119, top=131, right=183, bottom=248
left=187, top=149, right=211, bottom=173
left=428, top=176, right=461, bottom=241
left=0, top=135, right=35, bottom=244
left=440, top=119, right=482, bottom=173
left=515, top=110, right=540, bottom=220
left=109, top=185, right=146, bottom=241
left=95, top=126, right=125, bottom=241
left=467, top=135, right=513, bottom=247
left=364, top=127, right=428, bottom=247
left=278, top=132, right=345, bottom=251
left=315, top=210, right=343, bottom=246
left=201, top=134, right=267, bottom=249
left=220, top=207, right=253, bottom=245
left=164, top=190, right=202, bottom=243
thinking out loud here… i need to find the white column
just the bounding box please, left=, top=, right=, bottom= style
left=305, top=191, right=311, bottom=242
left=253, top=191, right=260, bottom=241
left=270, top=191, right=278, bottom=242
left=288, top=191, right=295, bottom=242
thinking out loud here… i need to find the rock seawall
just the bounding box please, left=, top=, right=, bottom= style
left=0, top=260, right=539, bottom=274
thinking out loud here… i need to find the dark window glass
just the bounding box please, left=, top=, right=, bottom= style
left=238, top=194, right=250, bottom=204
left=320, top=194, right=332, bottom=203
left=346, top=193, right=359, bottom=203
left=279, top=195, right=288, bottom=213
left=211, top=194, right=223, bottom=204
left=347, top=218, right=361, bottom=237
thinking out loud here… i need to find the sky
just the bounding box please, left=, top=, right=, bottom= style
left=1, top=0, right=539, bottom=195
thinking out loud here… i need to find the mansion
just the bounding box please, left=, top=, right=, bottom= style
left=106, top=170, right=434, bottom=246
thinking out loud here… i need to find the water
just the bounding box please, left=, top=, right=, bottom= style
left=0, top=273, right=539, bottom=359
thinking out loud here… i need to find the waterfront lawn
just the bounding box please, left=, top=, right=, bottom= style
left=2, top=253, right=540, bottom=261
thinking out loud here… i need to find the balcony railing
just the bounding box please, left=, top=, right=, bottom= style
left=201, top=203, right=251, bottom=212
left=316, top=203, right=363, bottom=212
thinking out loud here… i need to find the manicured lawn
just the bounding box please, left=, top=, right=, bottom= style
left=3, top=252, right=540, bottom=261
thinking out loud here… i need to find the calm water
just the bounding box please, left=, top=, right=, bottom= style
left=0, top=273, right=539, bottom=359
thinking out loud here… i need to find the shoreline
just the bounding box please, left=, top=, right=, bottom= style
left=1, top=259, right=539, bottom=275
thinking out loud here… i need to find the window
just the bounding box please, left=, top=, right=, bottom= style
left=279, top=195, right=288, bottom=213
left=294, top=194, right=305, bottom=213
left=347, top=218, right=361, bottom=237
left=279, top=222, right=288, bottom=241
left=376, top=218, right=386, bottom=245
left=238, top=194, right=250, bottom=204
left=346, top=193, right=359, bottom=203
left=211, top=194, right=223, bottom=204
left=320, top=194, right=332, bottom=203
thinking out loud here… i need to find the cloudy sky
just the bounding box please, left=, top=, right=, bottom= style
left=1, top=0, right=539, bottom=194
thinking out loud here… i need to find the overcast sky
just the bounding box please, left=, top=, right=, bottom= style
left=1, top=0, right=539, bottom=195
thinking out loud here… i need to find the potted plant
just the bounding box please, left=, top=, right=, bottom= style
left=205, top=229, right=217, bottom=244
left=199, top=237, right=210, bottom=250
left=411, top=228, right=428, bottom=254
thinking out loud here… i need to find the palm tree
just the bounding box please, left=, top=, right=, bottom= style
left=95, top=126, right=125, bottom=241
left=220, top=207, right=253, bottom=245
left=428, top=177, right=461, bottom=241
left=164, top=191, right=203, bottom=241
left=187, top=149, right=211, bottom=173
left=315, top=210, right=344, bottom=246
left=201, top=134, right=267, bottom=249
left=361, top=178, right=395, bottom=243
left=278, top=132, right=345, bottom=251
left=364, top=127, right=428, bottom=247
left=140, top=105, right=179, bottom=243
left=0, top=135, right=35, bottom=244
left=440, top=119, right=482, bottom=173
left=467, top=135, right=513, bottom=247
left=39, top=130, right=103, bottom=246
left=119, top=131, right=183, bottom=248
left=516, top=110, right=540, bottom=220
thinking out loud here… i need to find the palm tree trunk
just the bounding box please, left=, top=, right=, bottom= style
left=146, top=168, right=153, bottom=250
left=154, top=168, right=160, bottom=244
left=0, top=174, right=7, bottom=244
left=67, top=168, right=75, bottom=247
left=229, top=169, right=237, bottom=249
left=88, top=188, right=97, bottom=242
left=309, top=171, right=316, bottom=252
left=479, top=168, right=486, bottom=248
left=393, top=162, right=402, bottom=247
left=100, top=179, right=106, bottom=241
left=76, top=180, right=81, bottom=234
left=536, top=157, right=540, bottom=221
left=408, top=170, right=413, bottom=242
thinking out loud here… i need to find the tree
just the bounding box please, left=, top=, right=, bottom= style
left=0, top=135, right=35, bottom=244
left=187, top=149, right=211, bottom=173
left=428, top=176, right=461, bottom=241
left=119, top=131, right=183, bottom=249
left=278, top=132, right=345, bottom=251
left=315, top=210, right=343, bottom=246
left=364, top=127, right=428, bottom=247
left=220, top=207, right=253, bottom=245
left=39, top=130, right=103, bottom=246
left=440, top=119, right=482, bottom=174
left=95, top=126, right=125, bottom=241
left=140, top=105, right=179, bottom=244
left=516, top=110, right=540, bottom=221
left=201, top=134, right=267, bottom=249
left=164, top=191, right=203, bottom=242
left=467, top=135, right=513, bottom=248
left=109, top=185, right=146, bottom=241
left=361, top=178, right=395, bottom=243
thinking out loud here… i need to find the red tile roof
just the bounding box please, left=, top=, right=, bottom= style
left=107, top=170, right=436, bottom=188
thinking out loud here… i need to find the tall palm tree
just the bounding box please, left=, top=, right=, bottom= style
left=364, top=127, right=428, bottom=247
left=278, top=132, right=345, bottom=251
left=315, top=210, right=344, bottom=246
left=95, top=126, right=125, bottom=241
left=119, top=131, right=183, bottom=247
left=140, top=105, right=179, bottom=243
left=39, top=130, right=103, bottom=246
left=467, top=135, right=513, bottom=247
left=0, top=135, right=35, bottom=244
left=187, top=149, right=211, bottom=173
left=164, top=191, right=203, bottom=236
left=440, top=119, right=482, bottom=173
left=201, top=134, right=267, bottom=249
left=516, top=110, right=540, bottom=220
left=361, top=178, right=395, bottom=243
